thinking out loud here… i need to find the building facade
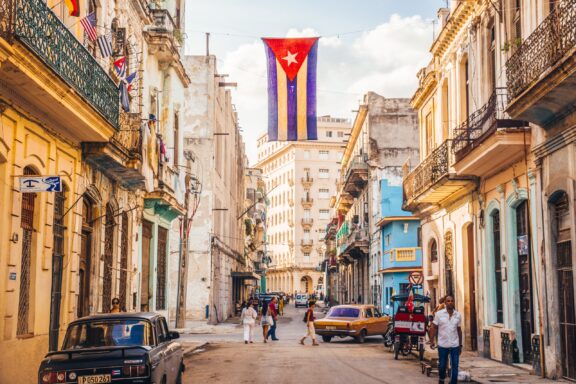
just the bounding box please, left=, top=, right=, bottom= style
left=0, top=0, right=189, bottom=381
left=181, top=55, right=248, bottom=324
left=376, top=180, right=421, bottom=311
left=332, top=93, right=418, bottom=306
left=256, top=116, right=351, bottom=295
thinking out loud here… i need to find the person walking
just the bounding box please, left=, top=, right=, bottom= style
left=278, top=297, right=284, bottom=316
left=260, top=301, right=270, bottom=343
left=300, top=301, right=319, bottom=346
left=429, top=296, right=462, bottom=384
left=267, top=297, right=279, bottom=341
left=240, top=300, right=257, bottom=344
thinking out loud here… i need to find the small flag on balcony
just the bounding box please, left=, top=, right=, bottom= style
left=97, top=33, right=113, bottom=58
left=114, top=57, right=126, bottom=78
left=262, top=37, right=319, bottom=141
left=64, top=0, right=80, bottom=17
left=119, top=81, right=130, bottom=113
left=80, top=12, right=97, bottom=41
left=126, top=72, right=137, bottom=92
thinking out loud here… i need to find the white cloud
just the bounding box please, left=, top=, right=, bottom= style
left=220, top=14, right=432, bottom=165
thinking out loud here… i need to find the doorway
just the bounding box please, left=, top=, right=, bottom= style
left=141, top=220, right=153, bottom=311
left=516, top=200, right=534, bottom=363
left=465, top=223, right=478, bottom=350
left=78, top=198, right=93, bottom=318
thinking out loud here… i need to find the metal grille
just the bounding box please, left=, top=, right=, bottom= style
left=17, top=167, right=36, bottom=336
left=49, top=188, right=66, bottom=351
left=444, top=232, right=454, bottom=298
left=119, top=212, right=129, bottom=310
left=493, top=211, right=504, bottom=323
left=156, top=227, right=168, bottom=310
left=102, top=205, right=115, bottom=312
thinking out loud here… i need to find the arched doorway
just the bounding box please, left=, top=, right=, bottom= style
left=78, top=197, right=94, bottom=317
left=102, top=203, right=115, bottom=312
left=300, top=276, right=312, bottom=294
left=463, top=223, right=477, bottom=350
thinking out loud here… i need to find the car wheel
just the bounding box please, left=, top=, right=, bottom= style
left=322, top=336, right=332, bottom=343
left=356, top=329, right=366, bottom=344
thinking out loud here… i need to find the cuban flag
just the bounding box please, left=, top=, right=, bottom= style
left=262, top=37, right=319, bottom=141
left=113, top=57, right=126, bottom=78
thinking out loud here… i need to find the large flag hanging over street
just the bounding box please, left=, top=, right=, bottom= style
left=64, top=0, right=80, bottom=17
left=262, top=37, right=319, bottom=141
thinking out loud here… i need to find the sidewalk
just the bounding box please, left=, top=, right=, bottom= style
left=423, top=348, right=559, bottom=383
left=174, top=319, right=242, bottom=335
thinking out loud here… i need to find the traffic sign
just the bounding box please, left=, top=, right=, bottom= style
left=409, top=271, right=424, bottom=285
left=19, top=176, right=62, bottom=192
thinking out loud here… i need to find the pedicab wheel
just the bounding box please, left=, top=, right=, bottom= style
left=393, top=342, right=400, bottom=360
left=418, top=343, right=425, bottom=361
left=421, top=363, right=426, bottom=374
left=401, top=343, right=411, bottom=356
left=426, top=368, right=432, bottom=377
left=322, top=335, right=332, bottom=343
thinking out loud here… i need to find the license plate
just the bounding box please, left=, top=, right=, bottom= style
left=78, top=375, right=112, bottom=384
left=326, top=326, right=336, bottom=330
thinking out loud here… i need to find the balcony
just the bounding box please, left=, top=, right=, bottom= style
left=301, top=218, right=314, bottom=229
left=83, top=113, right=145, bottom=189
left=334, top=192, right=354, bottom=215
left=301, top=239, right=314, bottom=252
left=342, top=156, right=369, bottom=198
left=339, top=227, right=369, bottom=260
left=403, top=140, right=476, bottom=212
left=506, top=0, right=576, bottom=126
left=288, top=198, right=294, bottom=207
left=0, top=0, right=118, bottom=141
left=301, top=197, right=314, bottom=208
left=288, top=177, right=294, bottom=187
left=144, top=164, right=184, bottom=221
left=452, top=89, right=530, bottom=177
left=301, top=175, right=314, bottom=188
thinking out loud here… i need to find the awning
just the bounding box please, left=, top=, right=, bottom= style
left=231, top=271, right=260, bottom=280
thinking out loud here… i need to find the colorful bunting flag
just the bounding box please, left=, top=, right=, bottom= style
left=97, top=33, right=113, bottom=58
left=80, top=13, right=97, bottom=41
left=114, top=56, right=126, bottom=78
left=126, top=72, right=137, bottom=92
left=64, top=0, right=80, bottom=17
left=262, top=37, right=319, bottom=141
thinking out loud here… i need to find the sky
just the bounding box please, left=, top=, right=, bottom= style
left=184, top=1, right=443, bottom=165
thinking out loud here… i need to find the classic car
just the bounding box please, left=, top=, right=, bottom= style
left=38, top=313, right=184, bottom=384
left=314, top=305, right=391, bottom=343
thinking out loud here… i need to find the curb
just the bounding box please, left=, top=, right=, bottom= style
left=183, top=342, right=209, bottom=358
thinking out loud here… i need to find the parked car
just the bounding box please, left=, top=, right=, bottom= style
left=314, top=304, right=391, bottom=343
left=38, top=312, right=184, bottom=384
left=294, top=294, right=309, bottom=308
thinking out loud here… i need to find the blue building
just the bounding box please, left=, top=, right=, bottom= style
left=376, top=180, right=422, bottom=311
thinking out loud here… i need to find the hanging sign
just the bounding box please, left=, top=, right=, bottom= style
left=19, top=176, right=62, bottom=192
left=409, top=271, right=424, bottom=285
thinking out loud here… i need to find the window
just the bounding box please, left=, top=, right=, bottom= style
left=304, top=209, right=311, bottom=218
left=303, top=252, right=310, bottom=260
left=492, top=210, right=503, bottom=323
left=319, top=188, right=330, bottom=199
left=326, top=131, right=333, bottom=138
left=319, top=209, right=330, bottom=220
left=425, top=111, right=434, bottom=156
left=304, top=229, right=310, bottom=241
left=174, top=112, right=179, bottom=168
left=303, top=150, right=310, bottom=160
left=430, top=238, right=438, bottom=262
left=404, top=223, right=409, bottom=233
left=385, top=234, right=391, bottom=247
left=399, top=283, right=410, bottom=295
left=337, top=131, right=344, bottom=138
left=319, top=169, right=329, bottom=179
left=319, top=150, right=329, bottom=160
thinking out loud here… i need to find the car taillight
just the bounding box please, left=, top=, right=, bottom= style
left=122, top=364, right=148, bottom=377
left=41, top=371, right=66, bottom=384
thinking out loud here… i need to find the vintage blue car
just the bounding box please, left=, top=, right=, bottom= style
left=38, top=312, right=184, bottom=384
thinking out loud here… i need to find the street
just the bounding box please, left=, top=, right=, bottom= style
left=182, top=304, right=435, bottom=384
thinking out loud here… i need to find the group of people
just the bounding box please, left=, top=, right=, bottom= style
left=239, top=296, right=280, bottom=344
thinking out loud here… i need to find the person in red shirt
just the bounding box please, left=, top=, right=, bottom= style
left=266, top=297, right=279, bottom=341
left=299, top=301, right=319, bottom=346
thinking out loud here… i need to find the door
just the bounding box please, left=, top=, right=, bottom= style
left=553, top=193, right=575, bottom=380
left=364, top=307, right=375, bottom=335
left=467, top=224, right=478, bottom=351
left=78, top=198, right=93, bottom=318
left=141, top=220, right=153, bottom=312
left=373, top=307, right=388, bottom=334
left=156, top=227, right=168, bottom=310
left=516, top=201, right=533, bottom=363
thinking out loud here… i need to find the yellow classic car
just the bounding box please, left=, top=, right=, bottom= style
left=314, top=305, right=391, bottom=343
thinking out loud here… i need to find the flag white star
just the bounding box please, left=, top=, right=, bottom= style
left=282, top=51, right=298, bottom=66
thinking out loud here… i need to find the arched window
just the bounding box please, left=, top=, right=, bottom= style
left=17, top=166, right=37, bottom=336
left=492, top=209, right=504, bottom=323
left=430, top=238, right=438, bottom=262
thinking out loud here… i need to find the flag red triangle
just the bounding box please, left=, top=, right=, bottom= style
left=263, top=37, right=319, bottom=81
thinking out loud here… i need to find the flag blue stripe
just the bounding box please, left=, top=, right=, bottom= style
left=287, top=78, right=297, bottom=141
left=265, top=45, right=278, bottom=141
left=306, top=42, right=318, bottom=140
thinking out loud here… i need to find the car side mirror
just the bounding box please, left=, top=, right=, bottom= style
left=168, top=331, right=180, bottom=340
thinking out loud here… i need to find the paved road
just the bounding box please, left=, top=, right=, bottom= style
left=181, top=304, right=439, bottom=384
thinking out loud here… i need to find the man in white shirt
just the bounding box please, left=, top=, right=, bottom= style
left=429, top=295, right=462, bottom=384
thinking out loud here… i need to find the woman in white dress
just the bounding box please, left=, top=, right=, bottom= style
left=240, top=299, right=257, bottom=344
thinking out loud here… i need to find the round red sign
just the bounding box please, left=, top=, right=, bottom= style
left=409, top=271, right=424, bottom=285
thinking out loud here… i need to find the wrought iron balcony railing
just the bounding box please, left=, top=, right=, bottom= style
left=0, top=0, right=119, bottom=129
left=112, top=113, right=143, bottom=159
left=403, top=140, right=452, bottom=203
left=506, top=0, right=576, bottom=99
left=452, top=88, right=528, bottom=159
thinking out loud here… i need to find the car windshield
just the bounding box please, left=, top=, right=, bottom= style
left=328, top=307, right=360, bottom=318
left=63, top=319, right=154, bottom=349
